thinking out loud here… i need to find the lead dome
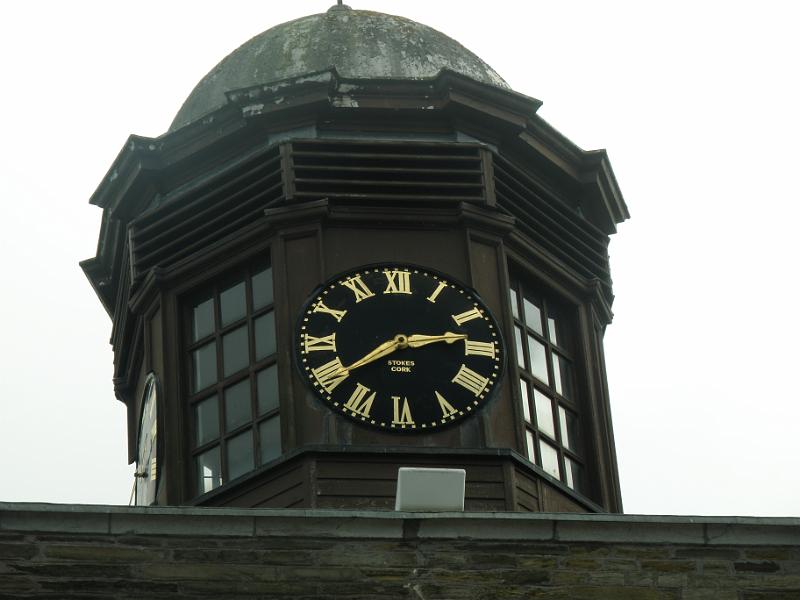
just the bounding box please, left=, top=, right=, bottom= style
left=170, top=6, right=509, bottom=131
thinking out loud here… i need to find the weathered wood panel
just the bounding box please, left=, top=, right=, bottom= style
left=313, top=454, right=509, bottom=509
left=316, top=460, right=503, bottom=483
left=516, top=487, right=538, bottom=512
left=540, top=482, right=585, bottom=513
left=514, top=466, right=541, bottom=512
left=201, top=462, right=307, bottom=508
left=468, top=235, right=518, bottom=450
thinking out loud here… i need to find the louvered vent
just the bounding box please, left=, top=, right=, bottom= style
left=130, top=147, right=284, bottom=279
left=288, top=140, right=487, bottom=202
left=493, top=156, right=612, bottom=288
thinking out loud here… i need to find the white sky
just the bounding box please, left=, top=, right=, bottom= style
left=0, top=1, right=798, bottom=516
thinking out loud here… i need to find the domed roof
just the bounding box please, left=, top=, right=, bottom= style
left=170, top=6, right=509, bottom=131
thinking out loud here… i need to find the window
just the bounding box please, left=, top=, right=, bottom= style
left=510, top=280, right=585, bottom=494
left=187, top=261, right=280, bottom=496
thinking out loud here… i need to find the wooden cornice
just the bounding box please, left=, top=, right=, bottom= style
left=588, top=278, right=615, bottom=326
left=85, top=68, right=626, bottom=281
left=79, top=256, right=113, bottom=318
left=262, top=197, right=516, bottom=237
left=506, top=229, right=611, bottom=305
left=580, top=150, right=629, bottom=233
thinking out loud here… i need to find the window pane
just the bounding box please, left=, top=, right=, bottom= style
left=514, top=326, right=525, bottom=369
left=525, top=430, right=536, bottom=461
left=255, top=311, right=276, bottom=360
left=527, top=335, right=549, bottom=384
left=227, top=430, right=254, bottom=480
left=192, top=297, right=215, bottom=342
left=259, top=416, right=281, bottom=465
left=224, top=379, right=251, bottom=430
left=559, top=406, right=580, bottom=453
left=194, top=395, right=219, bottom=446
left=523, top=296, right=543, bottom=335
left=220, top=281, right=246, bottom=327
left=519, top=379, right=531, bottom=423
left=257, top=365, right=279, bottom=415
left=192, top=342, right=217, bottom=392
left=547, top=307, right=571, bottom=351
left=252, top=267, right=274, bottom=310
left=534, top=389, right=555, bottom=438
left=552, top=353, right=573, bottom=398
left=539, top=440, right=560, bottom=479
left=196, top=446, right=221, bottom=494
left=509, top=288, right=519, bottom=320
left=547, top=317, right=558, bottom=346
left=565, top=457, right=583, bottom=493
left=223, top=326, right=249, bottom=377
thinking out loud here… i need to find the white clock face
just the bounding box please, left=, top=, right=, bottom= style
left=135, top=375, right=158, bottom=506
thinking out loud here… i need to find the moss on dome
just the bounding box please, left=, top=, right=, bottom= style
left=170, top=8, right=508, bottom=131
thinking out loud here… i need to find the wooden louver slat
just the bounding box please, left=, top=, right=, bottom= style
left=130, top=147, right=283, bottom=279
left=493, top=156, right=613, bottom=287
left=289, top=139, right=486, bottom=202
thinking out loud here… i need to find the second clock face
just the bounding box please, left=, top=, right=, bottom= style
left=135, top=373, right=158, bottom=506
left=297, top=264, right=504, bottom=432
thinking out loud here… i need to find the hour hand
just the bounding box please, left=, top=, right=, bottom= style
left=406, top=332, right=466, bottom=348
left=342, top=336, right=402, bottom=372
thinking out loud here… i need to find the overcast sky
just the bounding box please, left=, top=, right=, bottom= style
left=1, top=1, right=798, bottom=516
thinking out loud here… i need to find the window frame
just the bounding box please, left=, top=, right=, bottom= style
left=509, top=276, right=586, bottom=494
left=184, top=259, right=280, bottom=497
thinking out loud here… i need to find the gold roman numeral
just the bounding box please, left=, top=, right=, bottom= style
left=435, top=391, right=458, bottom=419
left=452, top=364, right=489, bottom=396
left=311, top=357, right=348, bottom=393
left=344, top=383, right=376, bottom=418
left=304, top=333, right=337, bottom=353
left=451, top=307, right=483, bottom=326
left=341, top=275, right=375, bottom=303
left=392, top=396, right=415, bottom=426
left=383, top=270, right=412, bottom=294
left=426, top=280, right=448, bottom=303
left=464, top=339, right=496, bottom=358
left=312, top=301, right=347, bottom=323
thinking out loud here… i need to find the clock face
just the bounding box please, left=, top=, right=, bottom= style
left=135, top=374, right=159, bottom=505
left=296, top=264, right=504, bottom=432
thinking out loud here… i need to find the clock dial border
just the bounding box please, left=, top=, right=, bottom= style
left=295, top=263, right=506, bottom=433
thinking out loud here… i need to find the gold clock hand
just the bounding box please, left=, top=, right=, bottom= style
left=342, top=332, right=465, bottom=373
left=342, top=334, right=407, bottom=372
left=406, top=332, right=467, bottom=348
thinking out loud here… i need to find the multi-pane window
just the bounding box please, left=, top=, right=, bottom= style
left=510, top=281, right=584, bottom=494
left=187, top=261, right=280, bottom=496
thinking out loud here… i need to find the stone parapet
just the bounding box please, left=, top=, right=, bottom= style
left=1, top=503, right=799, bottom=598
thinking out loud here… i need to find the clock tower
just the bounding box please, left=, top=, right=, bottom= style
left=82, top=6, right=628, bottom=512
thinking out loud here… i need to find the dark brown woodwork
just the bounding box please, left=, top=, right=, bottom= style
left=194, top=448, right=602, bottom=513
left=82, top=67, right=627, bottom=513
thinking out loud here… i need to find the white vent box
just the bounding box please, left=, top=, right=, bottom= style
left=394, top=467, right=466, bottom=512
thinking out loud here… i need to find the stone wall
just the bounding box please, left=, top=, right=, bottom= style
left=1, top=503, right=799, bottom=599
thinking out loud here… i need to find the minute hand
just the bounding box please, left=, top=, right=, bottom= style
left=406, top=332, right=466, bottom=348
left=342, top=337, right=401, bottom=372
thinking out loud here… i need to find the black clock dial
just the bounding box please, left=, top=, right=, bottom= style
left=296, top=264, right=504, bottom=432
